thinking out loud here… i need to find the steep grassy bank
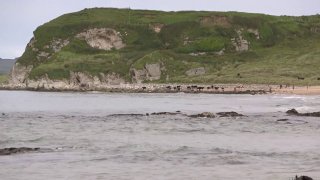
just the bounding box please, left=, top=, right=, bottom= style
left=14, top=8, right=320, bottom=85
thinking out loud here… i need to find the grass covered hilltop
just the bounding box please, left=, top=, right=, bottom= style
left=9, top=8, right=320, bottom=87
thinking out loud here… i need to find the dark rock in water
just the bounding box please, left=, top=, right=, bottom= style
left=304, top=111, right=320, bottom=117
left=295, top=175, right=313, bottom=180
left=189, top=112, right=215, bottom=118
left=217, top=111, right=244, bottom=117
left=286, top=109, right=299, bottom=115
left=1, top=113, right=5, bottom=116
left=108, top=113, right=145, bottom=117
left=109, top=112, right=183, bottom=117
left=286, top=108, right=320, bottom=117
left=151, top=112, right=181, bottom=116
left=277, top=119, right=289, bottom=122
left=0, top=147, right=40, bottom=155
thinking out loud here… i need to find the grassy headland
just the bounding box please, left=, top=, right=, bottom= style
left=16, top=8, right=320, bottom=85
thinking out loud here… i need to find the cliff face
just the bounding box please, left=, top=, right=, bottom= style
left=9, top=8, right=320, bottom=87
left=9, top=63, right=33, bottom=85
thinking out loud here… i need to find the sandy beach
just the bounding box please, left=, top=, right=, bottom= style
left=272, top=85, right=320, bottom=95
left=2, top=82, right=320, bottom=95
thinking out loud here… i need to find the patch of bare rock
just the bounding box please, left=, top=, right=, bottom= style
left=185, top=67, right=206, bottom=76
left=107, top=111, right=244, bottom=119
left=286, top=109, right=320, bottom=117
left=76, top=28, right=125, bottom=50
left=0, top=147, right=41, bottom=156
left=131, top=63, right=163, bottom=83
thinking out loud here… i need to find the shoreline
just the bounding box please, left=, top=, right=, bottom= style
left=1, top=83, right=320, bottom=95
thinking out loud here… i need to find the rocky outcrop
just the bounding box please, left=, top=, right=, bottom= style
left=145, top=63, right=161, bottom=80
left=216, top=111, right=244, bottom=117
left=99, top=73, right=125, bottom=85
left=151, top=112, right=181, bottom=116
left=9, top=70, right=125, bottom=90
left=27, top=75, right=69, bottom=90
left=70, top=72, right=95, bottom=88
left=215, top=48, right=225, bottom=56
left=231, top=30, right=249, bottom=52
left=286, top=109, right=299, bottom=115
left=131, top=69, right=147, bottom=83
left=189, top=111, right=244, bottom=118
left=44, top=39, right=70, bottom=53
left=189, top=112, right=215, bottom=118
left=247, top=29, right=260, bottom=39
left=189, top=52, right=207, bottom=56
left=36, top=51, right=50, bottom=60
left=108, top=113, right=145, bottom=117
left=131, top=63, right=162, bottom=83
left=76, top=28, right=125, bottom=50
left=28, top=37, right=69, bottom=61
left=149, top=23, right=164, bottom=33
left=185, top=67, right=206, bottom=76
left=8, top=63, right=33, bottom=85
left=69, top=72, right=125, bottom=88
left=286, top=108, right=320, bottom=117
left=294, top=175, right=313, bottom=180
left=200, top=15, right=231, bottom=27
left=310, top=26, right=320, bottom=33
left=0, top=147, right=41, bottom=155
left=27, top=37, right=36, bottom=49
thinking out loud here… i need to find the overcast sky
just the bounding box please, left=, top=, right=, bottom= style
left=0, top=0, right=319, bottom=59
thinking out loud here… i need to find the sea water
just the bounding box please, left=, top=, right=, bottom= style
left=0, top=91, right=319, bottom=180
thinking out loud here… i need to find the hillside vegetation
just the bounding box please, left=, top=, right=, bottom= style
left=0, top=59, right=16, bottom=84
left=16, top=8, right=320, bottom=85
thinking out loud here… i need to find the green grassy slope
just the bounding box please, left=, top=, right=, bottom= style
left=0, top=75, right=8, bottom=84
left=17, top=8, right=320, bottom=85
left=0, top=59, right=16, bottom=84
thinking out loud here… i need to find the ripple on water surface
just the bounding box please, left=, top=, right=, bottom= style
left=0, top=91, right=320, bottom=179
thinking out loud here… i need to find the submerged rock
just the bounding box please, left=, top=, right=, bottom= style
left=151, top=112, right=181, bottom=116
left=286, top=108, right=320, bottom=117
left=189, top=112, right=215, bottom=118
left=304, top=111, right=320, bottom=117
left=108, top=113, right=145, bottom=117
left=217, top=111, right=244, bottom=117
left=0, top=147, right=41, bottom=155
left=277, top=119, right=289, bottom=122
left=286, top=109, right=299, bottom=115
left=295, top=175, right=313, bottom=180
left=109, top=111, right=185, bottom=117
